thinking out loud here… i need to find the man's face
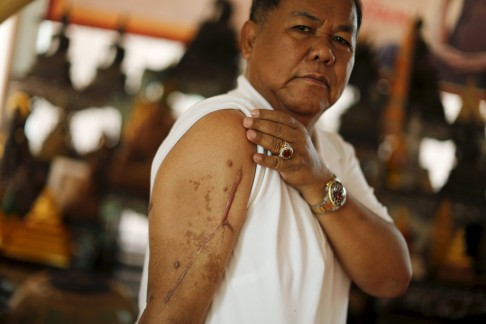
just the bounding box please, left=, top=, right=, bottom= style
left=242, top=0, right=357, bottom=128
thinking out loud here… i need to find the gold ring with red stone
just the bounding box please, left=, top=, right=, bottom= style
left=278, top=141, right=294, bottom=160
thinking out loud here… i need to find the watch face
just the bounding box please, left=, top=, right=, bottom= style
left=330, top=180, right=346, bottom=207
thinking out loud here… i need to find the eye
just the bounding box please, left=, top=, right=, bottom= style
left=292, top=25, right=312, bottom=33
left=332, top=35, right=352, bottom=49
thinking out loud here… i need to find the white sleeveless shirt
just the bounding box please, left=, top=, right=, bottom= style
left=138, top=76, right=392, bottom=323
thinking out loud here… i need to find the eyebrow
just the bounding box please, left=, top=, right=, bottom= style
left=292, top=9, right=357, bottom=34
left=337, top=24, right=356, bottom=34
left=292, top=9, right=321, bottom=22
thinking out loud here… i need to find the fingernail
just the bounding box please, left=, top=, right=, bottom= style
left=243, top=117, right=252, bottom=127
left=253, top=154, right=262, bottom=163
left=251, top=110, right=260, bottom=117
left=247, top=129, right=256, bottom=139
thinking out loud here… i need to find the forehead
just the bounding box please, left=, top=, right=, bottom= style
left=272, top=0, right=357, bottom=27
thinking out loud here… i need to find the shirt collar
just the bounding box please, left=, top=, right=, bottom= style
left=230, top=76, right=274, bottom=111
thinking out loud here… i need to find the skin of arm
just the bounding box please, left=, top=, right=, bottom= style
left=139, top=109, right=256, bottom=323
left=315, top=195, right=411, bottom=298
left=244, top=109, right=412, bottom=298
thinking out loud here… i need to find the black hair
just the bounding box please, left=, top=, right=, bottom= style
left=249, top=0, right=362, bottom=31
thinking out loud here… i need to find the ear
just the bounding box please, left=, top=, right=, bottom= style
left=240, top=20, right=258, bottom=60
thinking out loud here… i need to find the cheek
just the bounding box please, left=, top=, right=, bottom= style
left=346, top=54, right=355, bottom=74
left=262, top=34, right=306, bottom=61
left=347, top=58, right=355, bottom=77
left=331, top=58, right=355, bottom=103
left=258, top=44, right=296, bottom=76
left=338, top=57, right=355, bottom=88
left=253, top=39, right=280, bottom=67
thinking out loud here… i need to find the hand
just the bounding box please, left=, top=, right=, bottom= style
left=242, top=109, right=332, bottom=205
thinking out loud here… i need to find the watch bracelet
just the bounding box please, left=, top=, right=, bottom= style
left=309, top=176, right=345, bottom=216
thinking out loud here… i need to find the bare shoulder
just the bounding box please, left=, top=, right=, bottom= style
left=141, top=108, right=255, bottom=323
left=184, top=108, right=255, bottom=159
left=153, top=108, right=256, bottom=202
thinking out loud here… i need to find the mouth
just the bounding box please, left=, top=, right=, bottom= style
left=299, top=74, right=330, bottom=88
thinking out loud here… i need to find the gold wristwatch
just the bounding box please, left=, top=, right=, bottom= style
left=310, top=176, right=347, bottom=215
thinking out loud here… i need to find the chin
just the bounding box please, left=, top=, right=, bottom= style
left=282, top=106, right=322, bottom=127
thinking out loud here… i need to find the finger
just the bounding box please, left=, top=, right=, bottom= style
left=246, top=129, right=290, bottom=155
left=251, top=109, right=298, bottom=128
left=244, top=117, right=295, bottom=142
left=253, top=153, right=303, bottom=174
left=253, top=153, right=285, bottom=171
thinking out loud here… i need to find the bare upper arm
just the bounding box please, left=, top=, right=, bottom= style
left=140, top=109, right=256, bottom=323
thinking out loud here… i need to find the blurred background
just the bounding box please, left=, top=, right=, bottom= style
left=0, top=0, right=485, bottom=323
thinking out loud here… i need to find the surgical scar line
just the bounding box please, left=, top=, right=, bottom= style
left=164, top=168, right=243, bottom=303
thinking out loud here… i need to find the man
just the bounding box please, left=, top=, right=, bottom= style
left=138, top=0, right=412, bottom=323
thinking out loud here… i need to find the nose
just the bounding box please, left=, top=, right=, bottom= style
left=308, top=39, right=335, bottom=65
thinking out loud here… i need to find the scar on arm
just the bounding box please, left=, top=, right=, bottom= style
left=163, top=168, right=243, bottom=303
left=222, top=161, right=233, bottom=192
left=189, top=180, right=201, bottom=191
